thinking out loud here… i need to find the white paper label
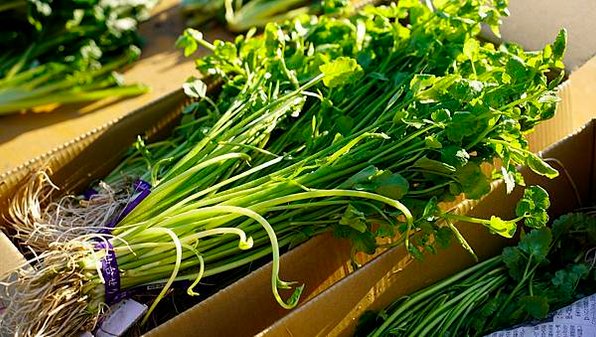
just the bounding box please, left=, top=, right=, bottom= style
left=485, top=293, right=596, bottom=337
left=89, top=299, right=148, bottom=337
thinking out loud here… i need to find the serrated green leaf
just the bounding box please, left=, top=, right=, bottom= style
left=372, top=172, right=409, bottom=200
left=320, top=57, right=363, bottom=88
left=551, top=264, right=589, bottom=301
left=339, top=204, right=368, bottom=233
left=518, top=227, right=552, bottom=261
left=489, top=216, right=517, bottom=238
left=519, top=296, right=550, bottom=319
left=353, top=231, right=378, bottom=254
left=502, top=246, right=524, bottom=281
left=516, top=185, right=551, bottom=228
left=526, top=153, right=559, bottom=178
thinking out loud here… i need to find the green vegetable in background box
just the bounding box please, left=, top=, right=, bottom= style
left=182, top=0, right=354, bottom=32
left=2, top=0, right=566, bottom=336
left=0, top=0, right=157, bottom=115
left=358, top=211, right=596, bottom=337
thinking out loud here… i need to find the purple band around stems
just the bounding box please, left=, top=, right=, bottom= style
left=98, top=179, right=152, bottom=235
left=96, top=179, right=152, bottom=305
left=96, top=240, right=121, bottom=305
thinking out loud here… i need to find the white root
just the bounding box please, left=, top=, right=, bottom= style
left=6, top=171, right=133, bottom=252
left=0, top=243, right=104, bottom=337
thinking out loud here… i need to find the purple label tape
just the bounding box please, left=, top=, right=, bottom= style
left=99, top=179, right=152, bottom=234
left=96, top=179, right=152, bottom=304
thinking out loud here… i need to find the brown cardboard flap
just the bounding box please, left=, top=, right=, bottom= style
left=528, top=56, right=596, bottom=152
left=0, top=232, right=26, bottom=276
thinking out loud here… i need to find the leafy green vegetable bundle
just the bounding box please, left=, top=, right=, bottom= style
left=182, top=0, right=352, bottom=32
left=2, top=0, right=566, bottom=336
left=0, top=0, right=157, bottom=115
left=359, top=211, right=596, bottom=337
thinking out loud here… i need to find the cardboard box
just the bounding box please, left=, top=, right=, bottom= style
left=265, top=118, right=596, bottom=337
left=2, top=3, right=596, bottom=337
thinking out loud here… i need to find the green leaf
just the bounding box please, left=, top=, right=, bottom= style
left=502, top=246, right=525, bottom=281
left=339, top=166, right=379, bottom=189
left=413, top=157, right=456, bottom=175
left=526, top=153, right=558, bottom=178
left=515, top=185, right=551, bottom=228
left=519, top=296, right=550, bottom=319
left=463, top=39, right=480, bottom=60
left=488, top=216, right=517, bottom=238
left=455, top=163, right=491, bottom=200
left=505, top=55, right=528, bottom=81
left=339, top=204, right=368, bottom=233
left=182, top=78, right=208, bottom=99
left=408, top=244, right=424, bottom=260
left=445, top=111, right=480, bottom=142
left=431, top=108, right=451, bottom=123
left=320, top=57, right=364, bottom=88
left=441, top=146, right=470, bottom=167
left=434, top=227, right=453, bottom=249
left=322, top=0, right=352, bottom=14
left=376, top=220, right=396, bottom=238
left=176, top=29, right=203, bottom=57
left=552, top=29, right=567, bottom=63
left=372, top=172, right=409, bottom=200
left=552, top=212, right=596, bottom=241
left=518, top=227, right=552, bottom=261
left=353, top=231, right=378, bottom=254
left=551, top=264, right=589, bottom=301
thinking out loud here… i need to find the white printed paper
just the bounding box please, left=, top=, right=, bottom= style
left=485, top=293, right=596, bottom=337
left=86, top=299, right=147, bottom=337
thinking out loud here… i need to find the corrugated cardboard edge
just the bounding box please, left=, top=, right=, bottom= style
left=0, top=89, right=185, bottom=203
